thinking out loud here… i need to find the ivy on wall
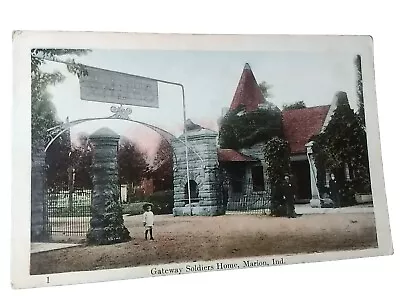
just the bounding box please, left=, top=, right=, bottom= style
left=264, top=137, right=291, bottom=216
left=102, top=197, right=131, bottom=244
left=312, top=92, right=371, bottom=205
left=87, top=184, right=131, bottom=245
left=218, top=104, right=283, bottom=150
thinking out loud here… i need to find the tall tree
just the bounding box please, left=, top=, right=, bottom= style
left=282, top=101, right=307, bottom=111
left=31, top=49, right=90, bottom=189
left=31, top=48, right=90, bottom=147
left=355, top=54, right=365, bottom=127
left=70, top=133, right=93, bottom=189
left=152, top=138, right=174, bottom=191
left=117, top=138, right=149, bottom=187
left=45, top=127, right=70, bottom=189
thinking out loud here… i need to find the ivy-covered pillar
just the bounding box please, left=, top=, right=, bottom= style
left=87, top=127, right=131, bottom=245
left=264, top=137, right=291, bottom=217
left=31, top=142, right=49, bottom=242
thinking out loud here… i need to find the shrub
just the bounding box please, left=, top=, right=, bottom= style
left=121, top=202, right=148, bottom=216
left=128, top=193, right=146, bottom=203
left=339, top=181, right=356, bottom=207
left=121, top=190, right=174, bottom=216
left=146, top=190, right=174, bottom=215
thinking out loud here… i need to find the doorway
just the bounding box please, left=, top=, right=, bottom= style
left=290, top=160, right=311, bottom=203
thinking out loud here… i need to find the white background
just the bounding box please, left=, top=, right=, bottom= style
left=1, top=0, right=399, bottom=299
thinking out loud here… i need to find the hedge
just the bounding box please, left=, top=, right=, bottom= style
left=122, top=190, right=174, bottom=215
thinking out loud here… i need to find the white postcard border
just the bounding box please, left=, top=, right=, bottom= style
left=11, top=31, right=393, bottom=289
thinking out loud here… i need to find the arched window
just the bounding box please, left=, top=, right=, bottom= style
left=184, top=180, right=199, bottom=199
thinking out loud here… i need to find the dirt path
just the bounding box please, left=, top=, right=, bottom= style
left=30, top=213, right=378, bottom=275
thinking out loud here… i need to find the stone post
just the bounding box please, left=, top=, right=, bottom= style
left=308, top=155, right=319, bottom=199
left=87, top=127, right=131, bottom=245
left=306, top=142, right=323, bottom=208
left=172, top=127, right=223, bottom=216
left=31, top=143, right=49, bottom=242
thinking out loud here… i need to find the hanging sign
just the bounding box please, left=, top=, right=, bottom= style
left=79, top=66, right=159, bottom=108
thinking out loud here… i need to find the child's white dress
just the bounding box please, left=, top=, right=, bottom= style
left=143, top=211, right=154, bottom=229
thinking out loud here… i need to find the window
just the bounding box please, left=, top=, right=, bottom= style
left=184, top=180, right=199, bottom=199
left=252, top=166, right=265, bottom=192
left=231, top=178, right=243, bottom=193
left=230, top=167, right=245, bottom=193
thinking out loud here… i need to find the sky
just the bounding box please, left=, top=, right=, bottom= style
left=41, top=49, right=359, bottom=161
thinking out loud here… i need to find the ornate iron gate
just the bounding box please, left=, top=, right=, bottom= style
left=45, top=188, right=92, bottom=236
left=221, top=172, right=271, bottom=215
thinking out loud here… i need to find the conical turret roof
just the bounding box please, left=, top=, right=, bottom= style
left=229, top=63, right=265, bottom=112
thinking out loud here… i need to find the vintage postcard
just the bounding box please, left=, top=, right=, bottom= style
left=11, top=31, right=393, bottom=289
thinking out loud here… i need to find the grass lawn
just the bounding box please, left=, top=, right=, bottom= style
left=30, top=212, right=378, bottom=275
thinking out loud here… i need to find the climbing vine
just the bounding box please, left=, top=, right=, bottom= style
left=219, top=104, right=283, bottom=150
left=312, top=92, right=371, bottom=206
left=264, top=137, right=291, bottom=216
left=102, top=196, right=131, bottom=244
left=87, top=181, right=131, bottom=245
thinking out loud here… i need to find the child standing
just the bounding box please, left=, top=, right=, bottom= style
left=142, top=203, right=154, bottom=240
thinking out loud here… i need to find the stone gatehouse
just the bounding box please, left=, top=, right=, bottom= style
left=172, top=63, right=346, bottom=216
left=172, top=124, right=271, bottom=216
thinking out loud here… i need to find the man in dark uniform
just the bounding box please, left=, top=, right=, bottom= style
left=282, top=174, right=296, bottom=218
left=329, top=173, right=341, bottom=208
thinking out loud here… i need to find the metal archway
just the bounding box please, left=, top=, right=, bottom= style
left=45, top=105, right=207, bottom=167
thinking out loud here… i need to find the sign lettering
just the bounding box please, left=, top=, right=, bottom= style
left=79, top=66, right=159, bottom=108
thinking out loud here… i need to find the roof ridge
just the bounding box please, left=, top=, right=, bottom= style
left=282, top=105, right=330, bottom=154
left=218, top=148, right=259, bottom=162
left=282, top=104, right=330, bottom=112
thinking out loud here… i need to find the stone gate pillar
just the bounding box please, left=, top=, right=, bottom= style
left=172, top=124, right=223, bottom=216
left=87, top=127, right=131, bottom=245
left=31, top=142, right=49, bottom=242
left=306, top=142, right=324, bottom=208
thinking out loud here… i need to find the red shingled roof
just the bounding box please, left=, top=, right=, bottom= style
left=229, top=63, right=265, bottom=112
left=218, top=149, right=258, bottom=162
left=282, top=105, right=330, bottom=154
